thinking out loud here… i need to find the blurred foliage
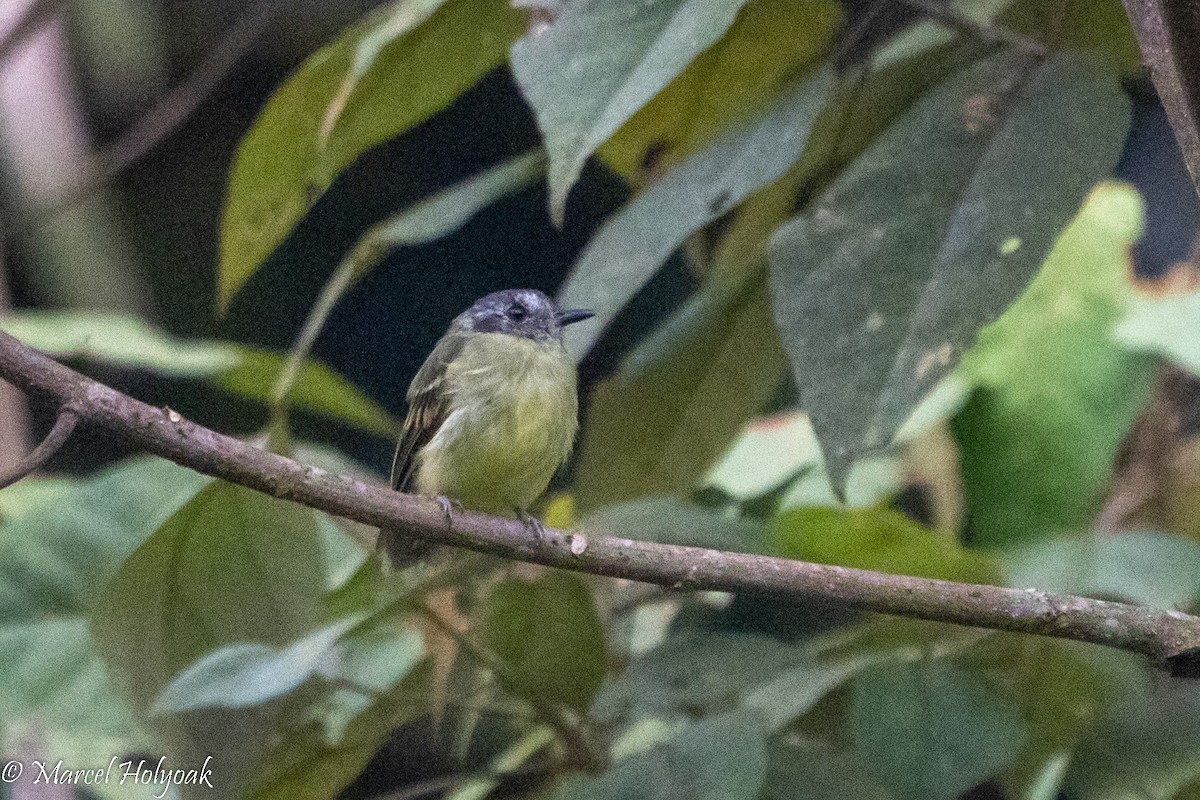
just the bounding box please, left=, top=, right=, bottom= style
left=2, top=0, right=1200, bottom=799
left=952, top=182, right=1156, bottom=546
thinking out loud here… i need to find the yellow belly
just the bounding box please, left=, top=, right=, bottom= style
left=414, top=333, right=579, bottom=513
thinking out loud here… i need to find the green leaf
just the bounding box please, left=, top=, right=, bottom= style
left=150, top=613, right=427, bottom=800
left=1064, top=678, right=1200, bottom=800
left=583, top=497, right=765, bottom=554
left=704, top=412, right=823, bottom=501
left=553, top=710, right=769, bottom=800
left=0, top=311, right=240, bottom=376
left=1002, top=531, right=1200, bottom=611
left=1115, top=283, right=1200, bottom=376
left=216, top=348, right=394, bottom=435
left=593, top=629, right=879, bottom=730
left=0, top=619, right=156, bottom=798
left=0, top=458, right=209, bottom=798
left=219, top=0, right=523, bottom=306
left=511, top=0, right=752, bottom=224
left=769, top=50, right=1132, bottom=488
left=595, top=0, right=841, bottom=184
left=954, top=633, right=1119, bottom=798
left=558, top=66, right=832, bottom=356
left=951, top=182, right=1156, bottom=546
left=850, top=659, right=1027, bottom=800
left=365, top=149, right=547, bottom=257
left=152, top=619, right=359, bottom=714
left=91, top=480, right=326, bottom=795
left=572, top=277, right=787, bottom=511
left=762, top=736, right=896, bottom=800
left=1002, top=0, right=1142, bottom=76
left=0, top=311, right=395, bottom=434
left=872, top=0, right=1013, bottom=70
left=93, top=480, right=326, bottom=708
left=769, top=505, right=998, bottom=583
left=482, top=572, right=606, bottom=714
left=251, top=653, right=431, bottom=800
left=0, top=458, right=210, bottom=619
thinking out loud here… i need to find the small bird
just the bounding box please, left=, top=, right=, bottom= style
left=379, top=289, right=594, bottom=565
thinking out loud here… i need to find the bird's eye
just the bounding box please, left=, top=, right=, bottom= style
left=507, top=303, right=527, bottom=321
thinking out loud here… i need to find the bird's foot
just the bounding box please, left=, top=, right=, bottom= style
left=436, top=495, right=464, bottom=526
left=516, top=507, right=549, bottom=546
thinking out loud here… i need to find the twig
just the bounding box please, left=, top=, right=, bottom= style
left=32, top=0, right=284, bottom=222
left=0, top=405, right=76, bottom=490
left=419, top=602, right=606, bottom=773
left=895, top=0, right=1047, bottom=55
left=0, top=0, right=60, bottom=67
left=0, top=329, right=1199, bottom=676
left=269, top=246, right=361, bottom=437
left=1122, top=0, right=1200, bottom=198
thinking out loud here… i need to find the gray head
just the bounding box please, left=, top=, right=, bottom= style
left=457, top=289, right=593, bottom=342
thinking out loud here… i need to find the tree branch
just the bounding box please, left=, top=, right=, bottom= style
left=1122, top=0, right=1200, bottom=198
left=0, top=328, right=1199, bottom=675
left=0, top=404, right=76, bottom=490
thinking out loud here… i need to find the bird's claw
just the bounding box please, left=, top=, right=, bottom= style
left=516, top=508, right=549, bottom=546
left=436, top=495, right=463, bottom=526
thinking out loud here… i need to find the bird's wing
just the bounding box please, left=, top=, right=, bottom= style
left=390, top=333, right=463, bottom=493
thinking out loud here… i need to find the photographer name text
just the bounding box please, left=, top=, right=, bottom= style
left=2, top=755, right=213, bottom=798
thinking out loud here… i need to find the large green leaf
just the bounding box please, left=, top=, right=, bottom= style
left=0, top=459, right=209, bottom=798
left=1002, top=531, right=1200, bottom=611
left=152, top=619, right=360, bottom=714
left=769, top=50, right=1131, bottom=488
left=552, top=710, right=769, bottom=800
left=0, top=311, right=395, bottom=434
left=768, top=505, right=998, bottom=584
left=249, top=620, right=431, bottom=800
left=595, top=0, right=840, bottom=184
left=762, top=736, right=895, bottom=800
left=583, top=497, right=765, bottom=554
left=592, top=628, right=888, bottom=735
left=91, top=480, right=326, bottom=796
left=510, top=0, right=752, bottom=223
left=850, top=659, right=1028, bottom=800
left=482, top=572, right=606, bottom=714
left=219, top=0, right=523, bottom=306
left=557, top=66, right=832, bottom=357
left=354, top=149, right=547, bottom=268
left=951, top=182, right=1155, bottom=546
left=1115, top=282, right=1200, bottom=377
left=955, top=633, right=1123, bottom=798
left=1064, top=677, right=1200, bottom=800
left=573, top=277, right=786, bottom=511
left=93, top=480, right=326, bottom=706
left=704, top=412, right=823, bottom=501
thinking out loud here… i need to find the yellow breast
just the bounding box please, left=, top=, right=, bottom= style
left=415, top=333, right=579, bottom=513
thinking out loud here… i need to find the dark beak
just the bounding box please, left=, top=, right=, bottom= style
left=557, top=308, right=595, bottom=326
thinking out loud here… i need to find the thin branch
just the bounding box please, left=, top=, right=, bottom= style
left=419, top=602, right=606, bottom=773
left=269, top=245, right=362, bottom=436
left=0, top=330, right=1199, bottom=677
left=895, top=0, right=1048, bottom=56
left=0, top=405, right=76, bottom=490
left=32, top=0, right=284, bottom=222
left=1122, top=0, right=1200, bottom=199
left=0, top=0, right=60, bottom=67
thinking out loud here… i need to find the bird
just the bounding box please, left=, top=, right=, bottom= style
left=378, top=288, right=594, bottom=565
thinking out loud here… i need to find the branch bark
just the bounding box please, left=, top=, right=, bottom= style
left=0, top=405, right=76, bottom=490
left=0, top=328, right=1198, bottom=675
left=1123, top=0, right=1200, bottom=198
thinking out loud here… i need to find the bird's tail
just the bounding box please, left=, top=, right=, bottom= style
left=376, top=526, right=436, bottom=569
